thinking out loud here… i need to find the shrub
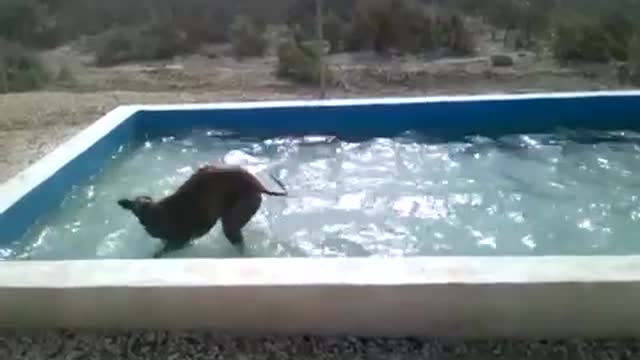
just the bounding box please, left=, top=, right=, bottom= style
left=169, top=1, right=232, bottom=44
left=276, top=38, right=332, bottom=84
left=551, top=16, right=613, bottom=63
left=0, top=0, right=53, bottom=47
left=284, top=0, right=352, bottom=35
left=440, top=12, right=476, bottom=56
left=550, top=9, right=637, bottom=63
left=92, top=25, right=191, bottom=67
left=92, top=28, right=138, bottom=66
left=597, top=11, right=634, bottom=61
left=0, top=40, right=50, bottom=93
left=388, top=0, right=437, bottom=53
left=322, top=12, right=348, bottom=53
left=55, top=64, right=75, bottom=84
left=229, top=15, right=268, bottom=59
left=140, top=23, right=192, bottom=60
left=354, top=0, right=475, bottom=55
left=50, top=0, right=151, bottom=39
left=355, top=0, right=394, bottom=53
left=627, top=33, right=640, bottom=85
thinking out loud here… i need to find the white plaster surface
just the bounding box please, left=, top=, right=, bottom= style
left=0, top=256, right=640, bottom=338
left=130, top=90, right=640, bottom=111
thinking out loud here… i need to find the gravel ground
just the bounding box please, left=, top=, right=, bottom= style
left=1, top=330, right=639, bottom=360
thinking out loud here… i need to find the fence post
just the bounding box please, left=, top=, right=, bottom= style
left=0, top=59, right=7, bottom=94
left=316, top=0, right=326, bottom=99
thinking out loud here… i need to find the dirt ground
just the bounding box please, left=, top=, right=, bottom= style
left=0, top=33, right=634, bottom=183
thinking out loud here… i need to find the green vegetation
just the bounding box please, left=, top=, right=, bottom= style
left=627, top=33, right=640, bottom=84
left=276, top=38, right=332, bottom=84
left=1, top=0, right=640, bottom=91
left=0, top=40, right=49, bottom=93
left=550, top=10, right=636, bottom=63
left=92, top=25, right=193, bottom=66
left=230, top=15, right=268, bottom=59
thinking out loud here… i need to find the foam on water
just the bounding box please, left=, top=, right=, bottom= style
left=5, top=128, right=640, bottom=260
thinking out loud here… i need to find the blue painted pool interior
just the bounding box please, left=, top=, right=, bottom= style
left=0, top=114, right=139, bottom=244
left=2, top=93, right=640, bottom=244
left=134, top=95, right=640, bottom=141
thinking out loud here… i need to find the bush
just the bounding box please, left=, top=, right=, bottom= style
left=387, top=0, right=437, bottom=53
left=440, top=12, right=476, bottom=55
left=551, top=14, right=624, bottom=63
left=93, top=25, right=191, bottom=67
left=276, top=38, right=332, bottom=84
left=0, top=41, right=50, bottom=93
left=355, top=0, right=394, bottom=53
left=229, top=15, right=268, bottom=59
left=169, top=1, right=232, bottom=44
left=55, top=64, right=75, bottom=84
left=350, top=0, right=475, bottom=55
left=598, top=11, right=634, bottom=61
left=322, top=12, right=348, bottom=53
left=140, top=23, right=193, bottom=59
left=0, top=0, right=54, bottom=47
left=549, top=7, right=638, bottom=64
left=342, top=14, right=374, bottom=52
left=92, top=28, right=138, bottom=66
left=627, top=33, right=640, bottom=85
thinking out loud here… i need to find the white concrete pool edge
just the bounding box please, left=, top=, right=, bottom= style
left=2, top=255, right=640, bottom=287
left=132, top=89, right=640, bottom=110
left=3, top=90, right=640, bottom=337
left=1, top=256, right=640, bottom=338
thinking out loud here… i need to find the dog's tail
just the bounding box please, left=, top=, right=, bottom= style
left=261, top=172, right=289, bottom=197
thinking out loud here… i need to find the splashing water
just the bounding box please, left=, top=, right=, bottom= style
left=5, top=128, right=640, bottom=260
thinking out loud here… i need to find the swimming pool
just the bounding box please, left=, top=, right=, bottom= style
left=2, top=91, right=640, bottom=337
left=8, top=127, right=640, bottom=260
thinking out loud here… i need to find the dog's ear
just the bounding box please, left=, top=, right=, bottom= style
left=117, top=198, right=135, bottom=211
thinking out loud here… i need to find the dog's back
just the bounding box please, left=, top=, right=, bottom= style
left=151, top=168, right=228, bottom=241
left=149, top=164, right=283, bottom=242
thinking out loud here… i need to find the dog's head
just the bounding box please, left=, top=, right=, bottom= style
left=117, top=195, right=154, bottom=219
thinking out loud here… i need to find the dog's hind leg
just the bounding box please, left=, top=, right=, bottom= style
left=152, top=241, right=190, bottom=259
left=221, top=193, right=262, bottom=253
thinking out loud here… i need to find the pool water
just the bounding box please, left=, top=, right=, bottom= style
left=4, top=128, right=640, bottom=260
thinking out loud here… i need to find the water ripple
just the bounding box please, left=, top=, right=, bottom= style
left=8, top=129, right=640, bottom=259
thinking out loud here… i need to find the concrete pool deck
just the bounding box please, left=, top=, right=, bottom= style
left=2, top=90, right=640, bottom=338
left=1, top=256, right=640, bottom=338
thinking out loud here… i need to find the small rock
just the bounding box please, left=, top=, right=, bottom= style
left=490, top=54, right=514, bottom=67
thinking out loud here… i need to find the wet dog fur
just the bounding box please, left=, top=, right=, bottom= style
left=117, top=164, right=287, bottom=258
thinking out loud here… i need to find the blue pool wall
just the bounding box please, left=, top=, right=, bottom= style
left=134, top=94, right=640, bottom=141
left=0, top=113, right=139, bottom=243
left=3, top=92, right=640, bottom=244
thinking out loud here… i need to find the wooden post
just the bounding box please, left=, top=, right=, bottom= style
left=0, top=58, right=7, bottom=94
left=316, top=0, right=326, bottom=99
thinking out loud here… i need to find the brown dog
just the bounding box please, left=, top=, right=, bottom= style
left=117, top=164, right=288, bottom=258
